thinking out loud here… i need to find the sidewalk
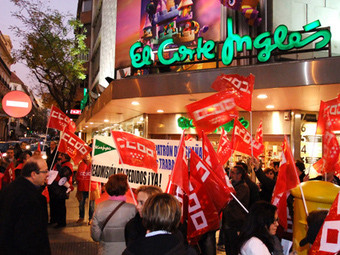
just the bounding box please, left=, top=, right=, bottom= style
left=48, top=187, right=98, bottom=255
left=47, top=187, right=225, bottom=255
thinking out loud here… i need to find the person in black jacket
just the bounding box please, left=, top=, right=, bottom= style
left=123, top=193, right=196, bottom=255
left=0, top=156, right=51, bottom=255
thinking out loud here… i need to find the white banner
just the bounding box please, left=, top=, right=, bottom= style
left=91, top=136, right=202, bottom=190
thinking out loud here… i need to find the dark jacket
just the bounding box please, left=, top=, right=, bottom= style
left=124, top=213, right=146, bottom=246
left=222, top=180, right=249, bottom=230
left=255, top=167, right=276, bottom=202
left=244, top=175, right=260, bottom=206
left=122, top=233, right=196, bottom=255
left=0, top=177, right=51, bottom=255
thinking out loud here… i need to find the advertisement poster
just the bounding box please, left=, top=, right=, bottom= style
left=115, top=0, right=221, bottom=68
left=91, top=135, right=202, bottom=190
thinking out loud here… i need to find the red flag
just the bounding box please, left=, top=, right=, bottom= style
left=255, top=120, right=263, bottom=144
left=211, top=73, right=254, bottom=111
left=308, top=191, right=340, bottom=255
left=167, top=133, right=189, bottom=195
left=232, top=118, right=264, bottom=158
left=272, top=136, right=300, bottom=229
left=202, top=132, right=234, bottom=191
left=187, top=172, right=220, bottom=244
left=316, top=97, right=340, bottom=135
left=37, top=142, right=41, bottom=152
left=59, top=129, right=91, bottom=165
left=217, top=128, right=233, bottom=165
left=2, top=162, right=15, bottom=185
left=313, top=158, right=340, bottom=176
left=111, top=131, right=158, bottom=172
left=0, top=172, right=4, bottom=190
left=190, top=149, right=234, bottom=212
left=47, top=106, right=76, bottom=133
left=185, top=134, right=196, bottom=141
left=322, top=128, right=340, bottom=173
left=186, top=90, right=238, bottom=135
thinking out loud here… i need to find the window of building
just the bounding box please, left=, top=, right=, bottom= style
left=82, top=0, right=92, bottom=12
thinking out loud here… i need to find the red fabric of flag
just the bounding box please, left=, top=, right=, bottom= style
left=2, top=162, right=15, bottom=185
left=232, top=118, right=263, bottom=158
left=190, top=149, right=234, bottom=212
left=167, top=133, right=189, bottom=195
left=211, top=73, right=254, bottom=111
left=271, top=136, right=300, bottom=229
left=308, top=191, right=340, bottom=255
left=47, top=106, right=76, bottom=133
left=316, top=97, right=340, bottom=135
left=111, top=131, right=158, bottom=172
left=322, top=128, right=340, bottom=173
left=187, top=172, right=220, bottom=245
left=186, top=90, right=238, bottom=135
left=217, top=128, right=233, bottom=165
left=202, top=131, right=234, bottom=191
left=59, top=129, right=91, bottom=165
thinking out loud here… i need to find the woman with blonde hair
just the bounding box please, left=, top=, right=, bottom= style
left=91, top=174, right=136, bottom=255
left=124, top=185, right=162, bottom=246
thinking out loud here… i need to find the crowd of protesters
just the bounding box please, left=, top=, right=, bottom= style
left=0, top=140, right=337, bottom=255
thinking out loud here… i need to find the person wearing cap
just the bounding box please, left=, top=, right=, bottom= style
left=299, top=210, right=328, bottom=248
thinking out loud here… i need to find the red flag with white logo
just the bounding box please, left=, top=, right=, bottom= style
left=202, top=132, right=235, bottom=191
left=308, top=191, right=340, bottom=255
left=47, top=106, right=76, bottom=133
left=232, top=118, right=264, bottom=158
left=186, top=90, right=238, bottom=135
left=316, top=97, right=340, bottom=135
left=272, top=136, right=300, bottom=229
left=2, top=162, right=15, bottom=185
left=190, top=149, right=234, bottom=212
left=255, top=120, right=263, bottom=144
left=187, top=171, right=220, bottom=244
left=111, top=131, right=158, bottom=172
left=313, top=158, right=340, bottom=176
left=217, top=128, right=233, bottom=165
left=211, top=73, right=254, bottom=111
left=322, top=128, right=340, bottom=173
left=58, top=129, right=91, bottom=165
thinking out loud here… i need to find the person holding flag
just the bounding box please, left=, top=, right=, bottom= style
left=222, top=165, right=250, bottom=255
left=48, top=153, right=73, bottom=228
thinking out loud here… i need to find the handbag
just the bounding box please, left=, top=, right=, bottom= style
left=100, top=201, right=125, bottom=233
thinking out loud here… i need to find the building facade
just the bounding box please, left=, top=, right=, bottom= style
left=76, top=0, right=340, bottom=169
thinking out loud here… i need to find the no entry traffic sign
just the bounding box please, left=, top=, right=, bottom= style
left=2, top=91, right=32, bottom=118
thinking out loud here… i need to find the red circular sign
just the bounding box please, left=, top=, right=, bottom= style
left=2, top=91, right=32, bottom=118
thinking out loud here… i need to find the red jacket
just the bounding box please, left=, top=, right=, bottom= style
left=76, top=161, right=97, bottom=192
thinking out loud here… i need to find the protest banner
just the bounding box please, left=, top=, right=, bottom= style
left=91, top=135, right=202, bottom=190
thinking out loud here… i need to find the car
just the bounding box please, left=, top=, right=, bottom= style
left=0, top=141, right=21, bottom=154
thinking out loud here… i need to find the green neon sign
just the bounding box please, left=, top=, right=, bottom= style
left=130, top=19, right=331, bottom=68
left=177, top=116, right=249, bottom=132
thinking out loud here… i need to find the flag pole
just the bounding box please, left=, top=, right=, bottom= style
left=249, top=111, right=256, bottom=182
left=111, top=131, right=137, bottom=206
left=49, top=128, right=64, bottom=171
left=43, top=105, right=54, bottom=152
left=230, top=192, right=249, bottom=214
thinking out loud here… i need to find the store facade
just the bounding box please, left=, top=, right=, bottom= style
left=77, top=0, right=340, bottom=168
